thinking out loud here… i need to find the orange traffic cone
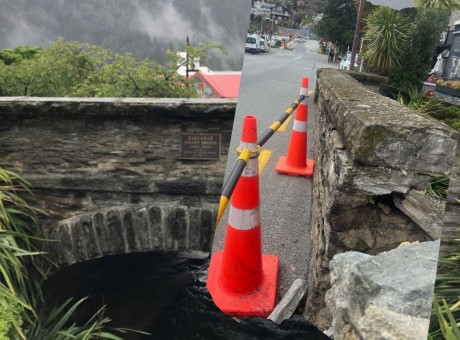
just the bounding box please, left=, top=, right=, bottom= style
left=207, top=115, right=279, bottom=317
left=275, top=77, right=314, bottom=177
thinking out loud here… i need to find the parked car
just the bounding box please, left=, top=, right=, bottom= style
left=339, top=52, right=362, bottom=70
left=246, top=34, right=261, bottom=54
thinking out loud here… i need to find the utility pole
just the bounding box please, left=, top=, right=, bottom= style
left=349, top=0, right=364, bottom=71
left=186, top=36, right=190, bottom=80
left=185, top=36, right=198, bottom=86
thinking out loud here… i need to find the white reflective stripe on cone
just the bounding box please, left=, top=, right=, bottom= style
left=300, top=87, right=307, bottom=96
left=240, top=141, right=257, bottom=150
left=241, top=158, right=259, bottom=177
left=228, top=206, right=261, bottom=230
left=239, top=141, right=259, bottom=178
left=293, top=119, right=307, bottom=132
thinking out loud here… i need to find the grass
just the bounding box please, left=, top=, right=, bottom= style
left=429, top=239, right=460, bottom=339
left=427, top=177, right=450, bottom=200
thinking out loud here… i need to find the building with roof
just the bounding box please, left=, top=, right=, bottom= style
left=194, top=71, right=241, bottom=99
left=176, top=51, right=211, bottom=77
left=250, top=1, right=293, bottom=23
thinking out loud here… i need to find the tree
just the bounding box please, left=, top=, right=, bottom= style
left=316, top=0, right=358, bottom=48
left=415, top=0, right=460, bottom=9
left=0, top=39, right=223, bottom=98
left=362, top=6, right=449, bottom=96
left=389, top=9, right=449, bottom=96
left=363, top=7, right=411, bottom=75
left=0, top=46, right=43, bottom=65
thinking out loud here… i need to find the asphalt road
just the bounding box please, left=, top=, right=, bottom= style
left=212, top=39, right=338, bottom=299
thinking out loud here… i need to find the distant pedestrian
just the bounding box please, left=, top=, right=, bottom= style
left=328, top=43, right=334, bottom=63
left=333, top=47, right=338, bottom=62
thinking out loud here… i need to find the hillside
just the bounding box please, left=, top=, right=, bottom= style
left=0, top=0, right=251, bottom=70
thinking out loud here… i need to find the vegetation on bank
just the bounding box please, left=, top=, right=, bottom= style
left=376, top=8, right=450, bottom=99
left=318, top=0, right=450, bottom=99
left=403, top=91, right=459, bottom=339
left=400, top=91, right=460, bottom=132
left=0, top=39, right=223, bottom=98
left=429, top=239, right=460, bottom=340
left=0, top=168, right=132, bottom=339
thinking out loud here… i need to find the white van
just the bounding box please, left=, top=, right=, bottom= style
left=259, top=38, right=269, bottom=53
left=246, top=34, right=261, bottom=54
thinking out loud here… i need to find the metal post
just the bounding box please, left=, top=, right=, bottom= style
left=350, top=0, right=364, bottom=71
left=186, top=36, right=189, bottom=81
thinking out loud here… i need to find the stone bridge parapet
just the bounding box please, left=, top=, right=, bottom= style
left=305, top=69, right=459, bottom=330
left=0, top=98, right=235, bottom=265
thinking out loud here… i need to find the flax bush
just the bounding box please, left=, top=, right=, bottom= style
left=429, top=239, right=460, bottom=339
left=0, top=168, right=130, bottom=339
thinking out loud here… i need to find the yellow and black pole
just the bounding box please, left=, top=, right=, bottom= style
left=216, top=147, right=252, bottom=226
left=257, top=94, right=305, bottom=147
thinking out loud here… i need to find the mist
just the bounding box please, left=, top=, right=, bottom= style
left=0, top=0, right=251, bottom=70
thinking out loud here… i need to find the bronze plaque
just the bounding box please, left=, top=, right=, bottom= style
left=180, top=134, right=221, bottom=160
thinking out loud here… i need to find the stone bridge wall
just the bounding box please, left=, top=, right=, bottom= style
left=305, top=69, right=459, bottom=330
left=0, top=98, right=235, bottom=265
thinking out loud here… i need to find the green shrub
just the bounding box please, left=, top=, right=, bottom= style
left=0, top=289, right=23, bottom=339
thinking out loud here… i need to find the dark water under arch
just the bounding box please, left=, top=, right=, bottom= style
left=41, top=252, right=330, bottom=339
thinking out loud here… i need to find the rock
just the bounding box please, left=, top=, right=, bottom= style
left=357, top=306, right=431, bottom=340
left=317, top=70, right=457, bottom=176
left=393, top=189, right=446, bottom=239
left=326, top=240, right=439, bottom=340
left=268, top=278, right=308, bottom=324
left=440, top=133, right=460, bottom=257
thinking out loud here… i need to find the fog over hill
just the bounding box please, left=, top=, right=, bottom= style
left=0, top=0, right=251, bottom=70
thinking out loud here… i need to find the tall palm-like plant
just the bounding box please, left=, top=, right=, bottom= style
left=363, top=7, right=411, bottom=75
left=415, top=0, right=460, bottom=9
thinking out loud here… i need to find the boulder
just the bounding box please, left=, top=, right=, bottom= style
left=326, top=240, right=439, bottom=340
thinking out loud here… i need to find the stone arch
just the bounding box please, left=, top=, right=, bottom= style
left=42, top=204, right=217, bottom=267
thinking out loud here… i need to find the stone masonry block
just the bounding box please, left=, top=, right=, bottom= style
left=317, top=69, right=457, bottom=176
